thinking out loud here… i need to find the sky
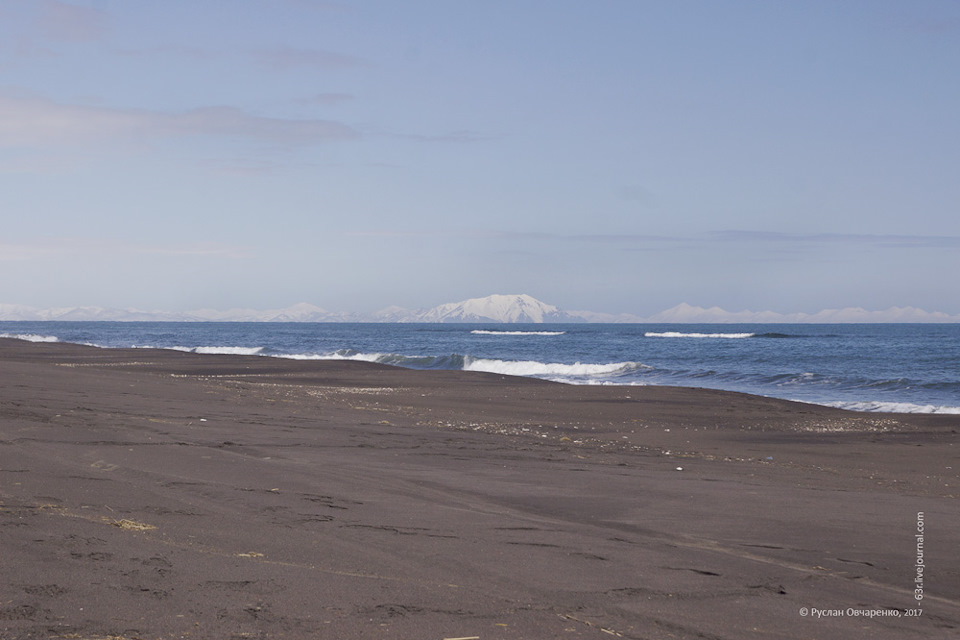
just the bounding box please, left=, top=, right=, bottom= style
left=2, top=0, right=959, bottom=316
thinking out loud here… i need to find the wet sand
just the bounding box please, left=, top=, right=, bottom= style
left=1, top=338, right=958, bottom=639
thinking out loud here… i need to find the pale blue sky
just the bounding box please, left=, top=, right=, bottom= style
left=2, top=0, right=958, bottom=315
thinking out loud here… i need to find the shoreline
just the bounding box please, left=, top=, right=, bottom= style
left=2, top=330, right=959, bottom=416
left=2, top=339, right=958, bottom=639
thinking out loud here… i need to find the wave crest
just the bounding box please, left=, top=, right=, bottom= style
left=282, top=349, right=648, bottom=382
left=280, top=349, right=467, bottom=370
left=0, top=333, right=60, bottom=343
left=463, top=357, right=648, bottom=379
left=826, top=401, right=960, bottom=414
left=471, top=330, right=566, bottom=336
left=170, top=346, right=265, bottom=356
left=645, top=331, right=755, bottom=339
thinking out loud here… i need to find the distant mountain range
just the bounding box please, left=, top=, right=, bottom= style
left=1, top=294, right=958, bottom=323
left=642, top=302, right=960, bottom=324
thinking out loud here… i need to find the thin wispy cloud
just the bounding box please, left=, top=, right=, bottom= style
left=344, top=229, right=502, bottom=239
left=343, top=228, right=960, bottom=252
left=0, top=239, right=250, bottom=261
left=342, top=229, right=682, bottom=246
left=114, top=45, right=215, bottom=61
left=113, top=46, right=362, bottom=72
left=198, top=157, right=290, bottom=176
left=250, top=46, right=365, bottom=71
left=296, top=93, right=355, bottom=106
left=171, top=106, right=357, bottom=143
left=711, top=230, right=960, bottom=249
left=570, top=233, right=685, bottom=244
left=0, top=94, right=359, bottom=148
left=1, top=2, right=956, bottom=314
left=384, top=129, right=495, bottom=144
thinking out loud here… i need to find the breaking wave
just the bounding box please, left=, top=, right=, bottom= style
left=281, top=349, right=647, bottom=382
left=825, top=401, right=960, bottom=415
left=2, top=322, right=954, bottom=415
left=280, top=349, right=468, bottom=370
left=169, top=346, right=265, bottom=356
left=463, top=357, right=649, bottom=380
left=0, top=333, right=60, bottom=343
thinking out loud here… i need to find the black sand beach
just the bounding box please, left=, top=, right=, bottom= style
left=1, top=338, right=958, bottom=639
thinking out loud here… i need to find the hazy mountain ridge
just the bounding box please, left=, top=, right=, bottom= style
left=1, top=296, right=958, bottom=323
left=644, top=302, right=960, bottom=324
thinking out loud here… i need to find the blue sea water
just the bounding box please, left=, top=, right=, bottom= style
left=2, top=322, right=959, bottom=414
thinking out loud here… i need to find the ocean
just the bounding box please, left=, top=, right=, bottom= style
left=2, top=322, right=958, bottom=414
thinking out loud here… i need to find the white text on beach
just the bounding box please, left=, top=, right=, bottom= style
left=803, top=608, right=921, bottom=618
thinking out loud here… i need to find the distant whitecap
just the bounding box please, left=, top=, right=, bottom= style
left=645, top=332, right=755, bottom=339
left=471, top=330, right=566, bottom=336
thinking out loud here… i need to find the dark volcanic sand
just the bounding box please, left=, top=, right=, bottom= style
left=1, top=338, right=958, bottom=639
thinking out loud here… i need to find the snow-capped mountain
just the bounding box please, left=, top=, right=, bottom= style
left=413, top=294, right=580, bottom=323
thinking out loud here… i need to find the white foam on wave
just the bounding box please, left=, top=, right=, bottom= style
left=277, top=353, right=326, bottom=361
left=471, top=330, right=566, bottom=336
left=645, top=331, right=755, bottom=339
left=169, top=346, right=265, bottom=356
left=826, top=400, right=960, bottom=414
left=464, top=357, right=645, bottom=379
left=0, top=333, right=60, bottom=343
left=196, top=346, right=265, bottom=356
left=278, top=351, right=385, bottom=362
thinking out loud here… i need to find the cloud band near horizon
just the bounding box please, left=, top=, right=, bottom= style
left=0, top=94, right=358, bottom=149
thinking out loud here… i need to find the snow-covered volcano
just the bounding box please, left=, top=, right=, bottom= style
left=415, top=294, right=579, bottom=323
